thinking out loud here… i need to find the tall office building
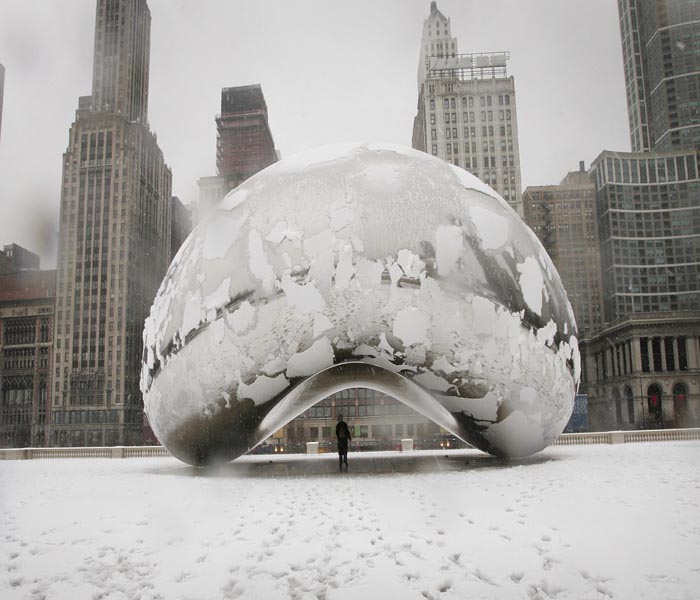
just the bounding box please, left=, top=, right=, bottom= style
left=0, top=63, right=5, bottom=141
left=412, top=2, right=524, bottom=215
left=590, top=150, right=700, bottom=322
left=523, top=164, right=604, bottom=335
left=52, top=0, right=172, bottom=447
left=619, top=0, right=700, bottom=151
left=580, top=1, right=700, bottom=431
left=196, top=85, right=278, bottom=210
left=216, top=85, right=277, bottom=194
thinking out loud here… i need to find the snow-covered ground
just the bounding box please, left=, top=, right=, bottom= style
left=1, top=442, right=699, bottom=599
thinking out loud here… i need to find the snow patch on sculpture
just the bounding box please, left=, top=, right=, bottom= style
left=517, top=256, right=545, bottom=316
left=393, top=306, right=431, bottom=346
left=287, top=337, right=334, bottom=378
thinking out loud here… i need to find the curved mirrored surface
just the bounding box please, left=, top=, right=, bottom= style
left=141, top=143, right=579, bottom=465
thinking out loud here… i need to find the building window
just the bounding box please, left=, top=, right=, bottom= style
left=647, top=383, right=663, bottom=423
left=431, top=144, right=438, bottom=155
left=651, top=337, right=662, bottom=371
left=664, top=337, right=675, bottom=372
left=678, top=337, right=688, bottom=371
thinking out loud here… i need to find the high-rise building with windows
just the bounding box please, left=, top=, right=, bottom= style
left=52, top=0, right=172, bottom=447
left=412, top=2, right=523, bottom=215
left=590, top=150, right=700, bottom=321
left=619, top=0, right=700, bottom=152
left=197, top=85, right=278, bottom=210
left=216, top=85, right=277, bottom=194
left=523, top=163, right=604, bottom=336
left=581, top=1, right=700, bottom=432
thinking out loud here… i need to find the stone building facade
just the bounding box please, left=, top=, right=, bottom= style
left=215, top=85, right=277, bottom=194
left=523, top=165, right=604, bottom=336
left=0, top=268, right=56, bottom=447
left=583, top=313, right=700, bottom=430
left=412, top=2, right=523, bottom=215
left=52, top=0, right=172, bottom=446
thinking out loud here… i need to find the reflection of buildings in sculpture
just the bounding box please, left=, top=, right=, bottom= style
left=582, top=149, right=700, bottom=430
left=0, top=257, right=56, bottom=448
left=411, top=2, right=524, bottom=216
left=197, top=85, right=278, bottom=209
left=52, top=0, right=172, bottom=447
left=523, top=163, right=604, bottom=337
left=274, top=390, right=455, bottom=454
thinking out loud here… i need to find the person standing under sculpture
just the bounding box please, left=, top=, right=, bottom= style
left=335, top=414, right=352, bottom=471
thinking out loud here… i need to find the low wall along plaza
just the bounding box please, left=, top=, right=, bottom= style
left=1, top=429, right=699, bottom=460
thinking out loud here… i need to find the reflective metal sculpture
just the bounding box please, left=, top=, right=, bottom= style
left=141, top=144, right=579, bottom=466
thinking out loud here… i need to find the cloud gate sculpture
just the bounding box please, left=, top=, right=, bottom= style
left=141, top=143, right=579, bottom=466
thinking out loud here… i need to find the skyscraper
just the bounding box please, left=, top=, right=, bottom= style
left=590, top=150, right=700, bottom=322
left=580, top=0, right=700, bottom=431
left=197, top=85, right=278, bottom=210
left=412, top=2, right=524, bottom=215
left=51, top=0, right=172, bottom=447
left=216, top=85, right=278, bottom=194
left=523, top=164, right=604, bottom=335
left=619, top=0, right=700, bottom=151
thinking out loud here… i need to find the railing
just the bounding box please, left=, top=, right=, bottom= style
left=552, top=428, right=700, bottom=446
left=0, top=445, right=170, bottom=461
left=1, top=428, right=699, bottom=460
left=553, top=432, right=610, bottom=445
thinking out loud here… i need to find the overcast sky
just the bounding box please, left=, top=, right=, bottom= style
left=0, top=0, right=630, bottom=268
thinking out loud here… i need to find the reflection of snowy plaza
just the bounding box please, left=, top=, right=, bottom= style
left=2, top=442, right=699, bottom=599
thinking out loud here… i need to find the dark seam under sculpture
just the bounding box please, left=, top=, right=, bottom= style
left=141, top=144, right=579, bottom=466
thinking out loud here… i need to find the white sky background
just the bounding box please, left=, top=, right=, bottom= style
left=0, top=0, right=630, bottom=268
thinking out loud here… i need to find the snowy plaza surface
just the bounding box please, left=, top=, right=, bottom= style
left=2, top=442, right=699, bottom=600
